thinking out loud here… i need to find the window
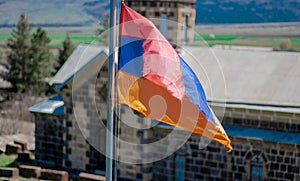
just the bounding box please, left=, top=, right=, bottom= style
left=175, top=154, right=185, bottom=181
left=160, top=14, right=168, bottom=38
left=150, top=2, right=156, bottom=7
left=250, top=155, right=263, bottom=181
left=182, top=14, right=189, bottom=43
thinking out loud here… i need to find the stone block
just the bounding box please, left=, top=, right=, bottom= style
left=284, top=173, right=294, bottom=180
left=17, top=152, right=31, bottom=163
left=244, top=114, right=259, bottom=120
left=0, top=167, right=19, bottom=179
left=78, top=172, right=106, bottom=181
left=40, top=169, right=68, bottom=181
left=142, top=173, right=153, bottom=181
left=19, top=165, right=41, bottom=178
left=233, top=108, right=247, bottom=113
left=200, top=167, right=211, bottom=174
left=260, top=116, right=272, bottom=122
left=14, top=140, right=28, bottom=151
left=276, top=111, right=292, bottom=118
left=261, top=110, right=275, bottom=116
left=247, top=109, right=261, bottom=115
left=291, top=119, right=300, bottom=125
left=5, top=144, right=21, bottom=155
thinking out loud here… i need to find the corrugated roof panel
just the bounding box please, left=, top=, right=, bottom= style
left=182, top=47, right=300, bottom=107
left=50, top=44, right=108, bottom=90
left=49, top=44, right=300, bottom=107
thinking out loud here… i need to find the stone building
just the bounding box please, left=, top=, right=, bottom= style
left=29, top=45, right=109, bottom=175
left=126, top=0, right=196, bottom=45
left=30, top=44, right=300, bottom=180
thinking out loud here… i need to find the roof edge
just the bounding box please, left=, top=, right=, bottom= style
left=50, top=45, right=109, bottom=92
left=209, top=100, right=300, bottom=113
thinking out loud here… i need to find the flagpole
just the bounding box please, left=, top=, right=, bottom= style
left=106, top=0, right=120, bottom=180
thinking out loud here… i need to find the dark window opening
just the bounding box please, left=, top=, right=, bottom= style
left=150, top=2, right=156, bottom=7
left=251, top=155, right=264, bottom=181
left=175, top=154, right=185, bottom=181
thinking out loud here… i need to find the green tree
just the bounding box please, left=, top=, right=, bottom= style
left=0, top=47, right=5, bottom=61
left=96, top=13, right=109, bottom=45
left=0, top=47, right=7, bottom=84
left=29, top=27, right=53, bottom=94
left=0, top=47, right=6, bottom=69
left=6, top=13, right=31, bottom=92
left=55, top=33, right=74, bottom=73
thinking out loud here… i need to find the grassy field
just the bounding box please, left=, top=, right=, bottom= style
left=1, top=30, right=300, bottom=51
left=0, top=33, right=99, bottom=47
left=49, top=34, right=98, bottom=47
left=0, top=155, right=17, bottom=167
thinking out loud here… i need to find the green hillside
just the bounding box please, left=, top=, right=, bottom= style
left=0, top=0, right=106, bottom=27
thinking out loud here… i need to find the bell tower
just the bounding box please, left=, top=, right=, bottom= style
left=126, top=0, right=196, bottom=46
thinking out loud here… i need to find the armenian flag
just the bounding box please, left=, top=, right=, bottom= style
left=117, top=2, right=232, bottom=151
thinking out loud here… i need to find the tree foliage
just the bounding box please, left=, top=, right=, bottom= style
left=0, top=48, right=5, bottom=61
left=0, top=47, right=6, bottom=74
left=55, top=33, right=74, bottom=73
left=96, top=13, right=109, bottom=45
left=5, top=13, right=31, bottom=92
left=29, top=27, right=54, bottom=94
left=3, top=13, right=54, bottom=95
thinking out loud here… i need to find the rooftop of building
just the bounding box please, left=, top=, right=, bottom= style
left=49, top=44, right=108, bottom=92
left=29, top=44, right=300, bottom=145
left=181, top=46, right=300, bottom=109
left=33, top=44, right=300, bottom=114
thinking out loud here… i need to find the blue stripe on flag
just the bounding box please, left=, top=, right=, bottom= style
left=179, top=56, right=215, bottom=124
left=119, top=36, right=144, bottom=77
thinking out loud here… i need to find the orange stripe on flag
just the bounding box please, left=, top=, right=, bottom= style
left=118, top=71, right=232, bottom=151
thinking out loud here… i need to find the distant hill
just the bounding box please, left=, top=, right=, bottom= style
left=196, top=0, right=300, bottom=24
left=0, top=0, right=299, bottom=27
left=0, top=0, right=107, bottom=27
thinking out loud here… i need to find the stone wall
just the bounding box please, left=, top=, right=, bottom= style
left=150, top=128, right=300, bottom=181
left=127, top=0, right=196, bottom=45
left=35, top=113, right=65, bottom=168
left=117, top=106, right=154, bottom=181
left=35, top=93, right=300, bottom=180
left=116, top=103, right=300, bottom=181
left=212, top=105, right=300, bottom=133
left=34, top=62, right=108, bottom=175
left=60, top=70, right=107, bottom=173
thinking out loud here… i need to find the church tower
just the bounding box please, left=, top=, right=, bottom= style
left=126, top=0, right=196, bottom=46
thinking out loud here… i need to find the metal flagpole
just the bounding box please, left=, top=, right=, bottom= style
left=106, top=0, right=120, bottom=180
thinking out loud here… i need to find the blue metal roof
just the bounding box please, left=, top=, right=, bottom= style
left=224, top=125, right=300, bottom=145
left=157, top=122, right=300, bottom=145
left=28, top=95, right=64, bottom=115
